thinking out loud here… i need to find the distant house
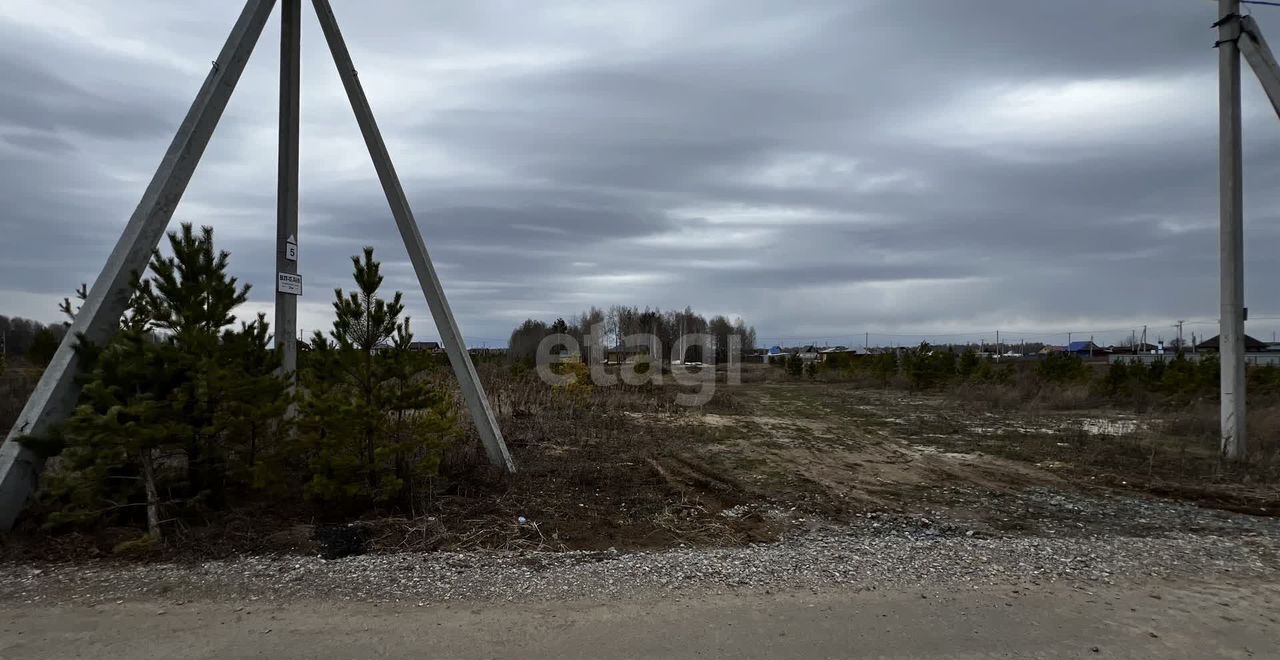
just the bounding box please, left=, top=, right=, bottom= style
left=819, top=346, right=861, bottom=365
left=1195, top=334, right=1268, bottom=352
left=408, top=341, right=441, bottom=352
left=605, top=345, right=650, bottom=364
left=798, top=345, right=823, bottom=362
left=1038, top=345, right=1064, bottom=355
left=550, top=349, right=581, bottom=363
left=1105, top=343, right=1149, bottom=353
left=819, top=346, right=859, bottom=360
left=1065, top=340, right=1106, bottom=356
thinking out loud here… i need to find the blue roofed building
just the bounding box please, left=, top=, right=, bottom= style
left=1065, top=340, right=1105, bottom=356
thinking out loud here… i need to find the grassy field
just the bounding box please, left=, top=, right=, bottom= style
left=3, top=361, right=1278, bottom=559
left=367, top=362, right=1280, bottom=553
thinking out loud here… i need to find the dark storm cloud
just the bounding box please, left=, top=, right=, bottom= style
left=3, top=0, right=1279, bottom=346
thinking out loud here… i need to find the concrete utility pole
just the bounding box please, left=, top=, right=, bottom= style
left=0, top=0, right=278, bottom=531
left=1218, top=0, right=1247, bottom=460
left=275, top=0, right=301, bottom=386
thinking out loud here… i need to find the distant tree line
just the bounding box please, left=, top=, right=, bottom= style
left=508, top=305, right=757, bottom=365
left=0, top=315, right=67, bottom=365
left=809, top=340, right=1280, bottom=407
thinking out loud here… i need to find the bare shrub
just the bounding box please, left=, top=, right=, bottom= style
left=735, top=363, right=769, bottom=385
left=0, top=360, right=40, bottom=436
left=1164, top=400, right=1219, bottom=442
left=950, top=382, right=1028, bottom=411
left=1027, top=384, right=1093, bottom=411
left=392, top=362, right=769, bottom=552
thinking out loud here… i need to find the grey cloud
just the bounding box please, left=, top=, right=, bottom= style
left=3, top=0, right=1280, bottom=347
left=0, top=29, right=178, bottom=141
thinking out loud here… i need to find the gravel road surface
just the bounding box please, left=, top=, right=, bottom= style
left=2, top=489, right=1277, bottom=658
left=1, top=578, right=1276, bottom=659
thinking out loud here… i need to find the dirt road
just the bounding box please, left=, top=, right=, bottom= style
left=2, top=578, right=1276, bottom=659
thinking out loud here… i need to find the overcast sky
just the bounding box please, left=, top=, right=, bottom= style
left=3, top=0, right=1280, bottom=348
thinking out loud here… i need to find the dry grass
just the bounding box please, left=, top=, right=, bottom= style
left=9, top=359, right=1280, bottom=560
left=919, top=397, right=1280, bottom=514
left=360, top=366, right=776, bottom=553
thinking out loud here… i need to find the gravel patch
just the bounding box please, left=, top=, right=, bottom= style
left=2, top=490, right=1276, bottom=606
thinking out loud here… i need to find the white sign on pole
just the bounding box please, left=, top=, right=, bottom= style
left=285, top=234, right=298, bottom=261
left=277, top=272, right=302, bottom=295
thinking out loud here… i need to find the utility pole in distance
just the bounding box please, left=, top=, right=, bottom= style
left=1219, top=0, right=1247, bottom=460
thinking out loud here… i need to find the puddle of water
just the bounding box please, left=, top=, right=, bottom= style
left=968, top=424, right=1060, bottom=435
left=1079, top=418, right=1139, bottom=436
left=910, top=444, right=979, bottom=460
left=965, top=418, right=1142, bottom=437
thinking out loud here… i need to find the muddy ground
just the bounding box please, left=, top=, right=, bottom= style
left=622, top=378, right=1278, bottom=543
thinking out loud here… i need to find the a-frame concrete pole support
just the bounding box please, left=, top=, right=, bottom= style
left=0, top=0, right=278, bottom=530
left=311, top=0, right=517, bottom=473
left=1240, top=16, right=1280, bottom=119
left=275, top=0, right=302, bottom=384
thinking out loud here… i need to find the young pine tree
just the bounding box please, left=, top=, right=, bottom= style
left=35, top=324, right=182, bottom=537
left=297, top=247, right=457, bottom=509
left=786, top=352, right=803, bottom=377
left=24, top=224, right=286, bottom=538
